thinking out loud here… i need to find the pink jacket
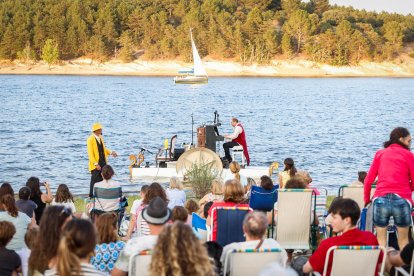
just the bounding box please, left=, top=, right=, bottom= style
left=364, top=144, right=414, bottom=204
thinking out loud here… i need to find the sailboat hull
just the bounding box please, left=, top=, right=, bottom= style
left=174, top=75, right=208, bottom=84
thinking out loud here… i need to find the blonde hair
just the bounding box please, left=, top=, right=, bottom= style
left=56, top=219, right=96, bottom=276
left=149, top=222, right=214, bottom=276
left=296, top=170, right=312, bottom=184
left=211, top=179, right=223, bottom=195
left=169, top=177, right=184, bottom=190
left=223, top=179, right=245, bottom=203
left=229, top=161, right=241, bottom=182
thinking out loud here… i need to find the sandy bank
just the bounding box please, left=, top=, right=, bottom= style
left=1, top=57, right=414, bottom=77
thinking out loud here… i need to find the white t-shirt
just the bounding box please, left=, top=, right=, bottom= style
left=166, top=189, right=186, bottom=209
left=50, top=199, right=76, bottom=213
left=130, top=199, right=143, bottom=216
left=222, top=170, right=248, bottom=186
left=0, top=211, right=31, bottom=251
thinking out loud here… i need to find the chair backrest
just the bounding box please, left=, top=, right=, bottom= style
left=128, top=250, right=152, bottom=276
left=210, top=206, right=252, bottom=247
left=249, top=185, right=278, bottom=212
left=192, top=212, right=207, bottom=241
left=315, top=188, right=328, bottom=224
left=93, top=186, right=122, bottom=211
left=276, top=189, right=314, bottom=250
left=339, top=185, right=376, bottom=210
left=223, top=249, right=285, bottom=276
left=323, top=245, right=385, bottom=276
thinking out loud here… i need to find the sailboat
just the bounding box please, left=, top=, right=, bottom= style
left=174, top=30, right=208, bottom=84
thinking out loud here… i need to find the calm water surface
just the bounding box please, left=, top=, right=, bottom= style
left=0, top=75, right=413, bottom=194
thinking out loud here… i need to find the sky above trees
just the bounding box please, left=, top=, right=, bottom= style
left=329, top=0, right=414, bottom=15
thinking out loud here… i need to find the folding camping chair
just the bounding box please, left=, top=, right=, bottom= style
left=311, top=245, right=386, bottom=276
left=315, top=188, right=328, bottom=239
left=249, top=185, right=279, bottom=238
left=128, top=250, right=152, bottom=276
left=338, top=185, right=376, bottom=211
left=223, top=248, right=286, bottom=276
left=90, top=186, right=124, bottom=224
left=276, top=189, right=315, bottom=250
left=208, top=206, right=252, bottom=247
left=192, top=212, right=207, bottom=241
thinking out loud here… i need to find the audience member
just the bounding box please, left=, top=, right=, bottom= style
left=386, top=240, right=414, bottom=274
left=91, top=213, right=125, bottom=274
left=223, top=161, right=248, bottom=186
left=26, top=177, right=53, bottom=224
left=0, top=221, right=21, bottom=275
left=93, top=165, right=122, bottom=212
left=364, top=127, right=414, bottom=250
left=350, top=171, right=367, bottom=186
left=221, top=211, right=287, bottom=275
left=29, top=206, right=73, bottom=274
left=302, top=198, right=380, bottom=275
left=203, top=201, right=214, bottom=219
left=44, top=219, right=106, bottom=276
left=16, top=186, right=37, bottom=218
left=51, top=184, right=76, bottom=213
left=166, top=177, right=186, bottom=209
left=17, top=227, right=39, bottom=276
left=125, top=182, right=168, bottom=239
left=149, top=221, right=214, bottom=276
left=172, top=206, right=188, bottom=223
left=297, top=170, right=320, bottom=195
left=206, top=179, right=249, bottom=241
left=198, top=179, right=224, bottom=212
left=0, top=194, right=32, bottom=251
left=112, top=196, right=171, bottom=276
left=185, top=199, right=199, bottom=226
left=260, top=175, right=274, bottom=190
left=126, top=184, right=149, bottom=239
left=278, top=158, right=297, bottom=188
left=0, top=182, right=14, bottom=199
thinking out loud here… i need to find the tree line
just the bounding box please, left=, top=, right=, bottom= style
left=0, top=0, right=413, bottom=66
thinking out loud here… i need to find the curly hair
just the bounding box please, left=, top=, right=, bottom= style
left=55, top=184, right=74, bottom=203
left=143, top=182, right=169, bottom=205
left=223, top=179, right=245, bottom=203
left=149, top=221, right=214, bottom=276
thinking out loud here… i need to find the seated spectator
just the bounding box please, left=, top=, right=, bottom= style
left=203, top=201, right=214, bottom=219
left=220, top=211, right=287, bottom=275
left=185, top=199, right=199, bottom=226
left=112, top=196, right=171, bottom=276
left=51, top=184, right=76, bottom=213
left=16, top=187, right=37, bottom=218
left=93, top=165, right=122, bottom=212
left=149, top=221, right=214, bottom=275
left=0, top=194, right=32, bottom=251
left=260, top=175, right=275, bottom=190
left=172, top=206, right=188, bottom=223
left=125, top=182, right=168, bottom=239
left=91, top=213, right=125, bottom=274
left=198, top=179, right=224, bottom=212
left=387, top=241, right=414, bottom=274
left=17, top=227, right=39, bottom=276
left=296, top=170, right=320, bottom=195
left=0, top=182, right=14, bottom=199
left=350, top=171, right=367, bottom=186
left=26, top=177, right=53, bottom=224
left=302, top=198, right=380, bottom=275
left=29, top=206, right=73, bottom=275
left=166, top=177, right=186, bottom=209
left=125, top=184, right=149, bottom=239
left=278, top=158, right=297, bottom=189
left=0, top=221, right=21, bottom=275
left=206, top=179, right=249, bottom=240
left=223, top=161, right=248, bottom=186
left=44, top=219, right=106, bottom=276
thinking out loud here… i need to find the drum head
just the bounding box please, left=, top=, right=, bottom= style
left=176, top=147, right=223, bottom=175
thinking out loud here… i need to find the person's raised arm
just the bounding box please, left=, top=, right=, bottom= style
left=41, top=181, right=53, bottom=203
left=364, top=152, right=379, bottom=205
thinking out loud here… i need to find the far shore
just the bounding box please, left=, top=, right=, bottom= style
left=1, top=57, right=414, bottom=77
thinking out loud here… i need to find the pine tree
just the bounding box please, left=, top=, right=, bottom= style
left=281, top=33, right=293, bottom=57
left=41, top=39, right=59, bottom=69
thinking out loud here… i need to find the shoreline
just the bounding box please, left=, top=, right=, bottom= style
left=1, top=58, right=414, bottom=77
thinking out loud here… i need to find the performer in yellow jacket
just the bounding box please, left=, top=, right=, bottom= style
left=87, top=123, right=117, bottom=197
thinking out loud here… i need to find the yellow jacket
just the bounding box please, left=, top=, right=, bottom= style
left=87, top=134, right=111, bottom=172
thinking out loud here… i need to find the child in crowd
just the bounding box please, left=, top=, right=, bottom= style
left=166, top=177, right=186, bottom=209
left=126, top=185, right=149, bottom=239
left=17, top=227, right=39, bottom=276
left=0, top=221, right=21, bottom=275
left=15, top=187, right=37, bottom=218
left=279, top=158, right=297, bottom=188
left=350, top=171, right=367, bottom=186
left=185, top=199, right=199, bottom=226
left=51, top=184, right=76, bottom=213
left=297, top=170, right=320, bottom=195
left=198, top=179, right=224, bottom=213
left=172, top=206, right=189, bottom=223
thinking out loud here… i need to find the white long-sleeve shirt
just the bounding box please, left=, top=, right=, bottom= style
left=227, top=125, right=242, bottom=140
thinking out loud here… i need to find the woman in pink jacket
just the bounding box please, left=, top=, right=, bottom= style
left=364, top=127, right=414, bottom=250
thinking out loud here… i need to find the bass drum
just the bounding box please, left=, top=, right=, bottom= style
left=176, top=147, right=223, bottom=175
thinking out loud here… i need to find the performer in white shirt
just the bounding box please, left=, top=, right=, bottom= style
left=223, top=117, right=250, bottom=165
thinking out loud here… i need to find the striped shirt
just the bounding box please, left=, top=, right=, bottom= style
left=44, top=263, right=108, bottom=276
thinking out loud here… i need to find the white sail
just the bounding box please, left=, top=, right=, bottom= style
left=191, top=31, right=207, bottom=77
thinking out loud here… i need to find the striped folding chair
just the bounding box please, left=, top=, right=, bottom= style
left=311, top=245, right=386, bottom=276
left=128, top=250, right=152, bottom=276
left=223, top=248, right=286, bottom=276
left=315, top=188, right=328, bottom=238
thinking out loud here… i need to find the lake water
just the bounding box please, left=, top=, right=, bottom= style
left=1, top=75, right=413, bottom=195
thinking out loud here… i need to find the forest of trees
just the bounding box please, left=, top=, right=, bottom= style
left=0, top=0, right=413, bottom=66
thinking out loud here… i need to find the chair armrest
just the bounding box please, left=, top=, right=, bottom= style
left=394, top=267, right=410, bottom=276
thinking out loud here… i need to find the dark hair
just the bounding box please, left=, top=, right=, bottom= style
left=328, top=198, right=360, bottom=226
left=0, top=182, right=14, bottom=199
left=285, top=177, right=306, bottom=189
left=143, top=182, right=169, bottom=205
left=29, top=206, right=73, bottom=273
left=141, top=185, right=149, bottom=194
left=172, top=206, right=188, bottom=222
left=203, top=201, right=214, bottom=218
left=384, top=127, right=410, bottom=149
left=260, top=175, right=274, bottom=190
left=19, top=186, right=31, bottom=200
left=358, top=171, right=367, bottom=183
left=185, top=199, right=199, bottom=214
left=283, top=158, right=297, bottom=177
left=101, top=165, right=115, bottom=180
left=0, top=194, right=18, bottom=217
left=26, top=177, right=42, bottom=198
left=0, top=221, right=16, bottom=247
left=25, top=227, right=39, bottom=250
left=96, top=212, right=118, bottom=244
left=55, top=184, right=74, bottom=203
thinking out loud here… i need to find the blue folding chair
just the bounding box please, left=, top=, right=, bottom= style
left=192, top=212, right=207, bottom=241
left=249, top=185, right=278, bottom=237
